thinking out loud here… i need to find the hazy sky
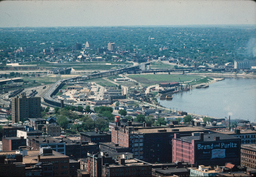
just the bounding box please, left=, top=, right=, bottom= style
left=0, top=0, right=255, bottom=27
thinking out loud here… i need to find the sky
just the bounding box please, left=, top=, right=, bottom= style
left=0, top=0, right=255, bottom=27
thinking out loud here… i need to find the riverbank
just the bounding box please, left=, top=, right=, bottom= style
left=186, top=72, right=256, bottom=78
left=157, top=78, right=256, bottom=121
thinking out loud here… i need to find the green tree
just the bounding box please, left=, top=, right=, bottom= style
left=115, top=101, right=120, bottom=106
left=57, top=116, right=69, bottom=130
left=118, top=109, right=127, bottom=116
left=101, top=111, right=114, bottom=122
left=60, top=109, right=79, bottom=120
left=7, top=115, right=12, bottom=121
left=85, top=105, right=91, bottom=113
left=145, top=116, right=155, bottom=126
left=64, top=106, right=71, bottom=111
left=83, top=119, right=95, bottom=131
left=155, top=117, right=166, bottom=126
left=94, top=106, right=113, bottom=114
left=175, top=118, right=182, bottom=124
left=183, top=115, right=193, bottom=123
left=54, top=107, right=60, bottom=114
left=45, top=106, right=50, bottom=113
left=203, top=117, right=212, bottom=123
left=125, top=116, right=132, bottom=121
left=134, top=114, right=145, bottom=123
left=95, top=118, right=108, bottom=131
left=70, top=106, right=76, bottom=111
left=118, top=85, right=121, bottom=89
left=77, top=106, right=83, bottom=112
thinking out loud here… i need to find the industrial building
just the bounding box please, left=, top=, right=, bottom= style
left=172, top=133, right=241, bottom=166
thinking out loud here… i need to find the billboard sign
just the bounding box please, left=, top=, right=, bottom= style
left=196, top=141, right=240, bottom=160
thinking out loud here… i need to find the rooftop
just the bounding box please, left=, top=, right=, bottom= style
left=136, top=126, right=208, bottom=134
left=28, top=136, right=64, bottom=144
left=213, top=129, right=256, bottom=135
left=23, top=150, right=68, bottom=164
left=80, top=131, right=109, bottom=137
left=154, top=167, right=189, bottom=175
left=180, top=133, right=239, bottom=143
left=108, top=159, right=150, bottom=168
left=241, top=144, right=256, bottom=151
left=28, top=118, right=45, bottom=121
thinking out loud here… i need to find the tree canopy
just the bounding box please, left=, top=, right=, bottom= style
left=183, top=115, right=193, bottom=123
left=57, top=116, right=69, bottom=130
left=118, top=109, right=127, bottom=116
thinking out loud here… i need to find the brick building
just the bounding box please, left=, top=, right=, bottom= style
left=241, top=144, right=256, bottom=169
left=102, top=158, right=152, bottom=177
left=111, top=121, right=211, bottom=162
left=54, top=137, right=99, bottom=160
left=80, top=131, right=111, bottom=144
left=23, top=147, right=70, bottom=176
left=2, top=125, right=25, bottom=137
left=2, top=136, right=26, bottom=151
left=28, top=136, right=66, bottom=154
left=43, top=124, right=61, bottom=136
left=213, top=129, right=256, bottom=144
left=172, top=133, right=241, bottom=166
left=11, top=94, right=41, bottom=123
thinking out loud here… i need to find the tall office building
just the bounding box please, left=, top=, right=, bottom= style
left=108, top=42, right=115, bottom=51
left=12, top=93, right=41, bottom=123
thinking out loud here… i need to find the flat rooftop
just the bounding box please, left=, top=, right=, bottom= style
left=108, top=159, right=150, bottom=168
left=80, top=131, right=109, bottom=137
left=28, top=136, right=64, bottom=144
left=136, top=126, right=208, bottom=134
left=213, top=129, right=256, bottom=135
left=241, top=144, right=256, bottom=151
left=180, top=133, right=239, bottom=143
left=23, top=150, right=68, bottom=164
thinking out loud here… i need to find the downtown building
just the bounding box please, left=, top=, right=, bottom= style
left=172, top=133, right=241, bottom=166
left=110, top=119, right=211, bottom=163
left=11, top=93, right=41, bottom=123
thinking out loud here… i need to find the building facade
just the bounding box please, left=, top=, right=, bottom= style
left=12, top=94, right=41, bottom=123
left=2, top=137, right=26, bottom=151
left=172, top=133, right=241, bottom=166
left=241, top=144, right=256, bottom=169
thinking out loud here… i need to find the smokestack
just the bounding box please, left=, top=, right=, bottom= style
left=229, top=116, right=231, bottom=131
left=200, top=133, right=204, bottom=141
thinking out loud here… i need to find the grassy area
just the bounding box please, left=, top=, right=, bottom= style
left=89, top=78, right=117, bottom=87
left=107, top=75, right=122, bottom=81
left=150, top=61, right=175, bottom=69
left=189, top=77, right=213, bottom=85
left=128, top=74, right=202, bottom=87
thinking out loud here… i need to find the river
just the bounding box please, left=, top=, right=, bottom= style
left=157, top=78, right=256, bottom=122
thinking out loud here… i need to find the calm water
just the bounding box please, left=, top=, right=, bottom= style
left=158, top=78, right=256, bottom=122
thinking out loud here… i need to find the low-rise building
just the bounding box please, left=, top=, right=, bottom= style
left=2, top=125, right=25, bottom=137
left=2, top=136, right=26, bottom=151
left=102, top=158, right=152, bottom=177
left=43, top=124, right=61, bottom=136
left=28, top=118, right=46, bottom=130
left=28, top=136, right=66, bottom=154
left=80, top=131, right=111, bottom=144
left=23, top=147, right=70, bottom=177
